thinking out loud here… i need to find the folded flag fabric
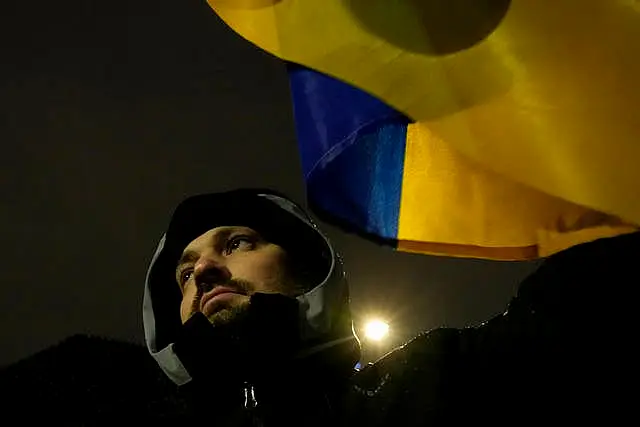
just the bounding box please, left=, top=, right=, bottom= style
left=208, top=0, right=639, bottom=260
left=289, top=64, right=636, bottom=260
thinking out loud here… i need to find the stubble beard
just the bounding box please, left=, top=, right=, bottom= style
left=206, top=299, right=251, bottom=327
left=190, top=278, right=253, bottom=327
left=192, top=270, right=302, bottom=328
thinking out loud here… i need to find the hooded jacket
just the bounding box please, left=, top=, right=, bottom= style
left=143, top=189, right=361, bottom=424
left=143, top=189, right=637, bottom=426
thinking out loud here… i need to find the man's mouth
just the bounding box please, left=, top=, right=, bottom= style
left=200, top=287, right=245, bottom=315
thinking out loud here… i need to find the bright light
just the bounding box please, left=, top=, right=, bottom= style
left=364, top=319, right=389, bottom=341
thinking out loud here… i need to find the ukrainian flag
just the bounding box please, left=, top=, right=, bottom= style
left=208, top=0, right=639, bottom=260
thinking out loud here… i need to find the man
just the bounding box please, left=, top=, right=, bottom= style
left=144, top=188, right=636, bottom=425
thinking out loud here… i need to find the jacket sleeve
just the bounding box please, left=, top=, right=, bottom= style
left=354, top=232, right=639, bottom=426
left=453, top=232, right=639, bottom=422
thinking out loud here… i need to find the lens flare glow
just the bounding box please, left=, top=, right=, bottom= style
left=364, top=319, right=389, bottom=341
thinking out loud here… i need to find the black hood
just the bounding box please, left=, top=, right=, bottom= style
left=143, top=189, right=360, bottom=385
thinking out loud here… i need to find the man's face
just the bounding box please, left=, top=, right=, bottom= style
left=175, top=226, right=296, bottom=325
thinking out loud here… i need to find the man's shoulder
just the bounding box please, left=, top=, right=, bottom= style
left=353, top=328, right=459, bottom=379
left=339, top=328, right=462, bottom=426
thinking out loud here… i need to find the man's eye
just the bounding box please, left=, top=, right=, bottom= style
left=225, top=235, right=254, bottom=254
left=179, top=269, right=193, bottom=286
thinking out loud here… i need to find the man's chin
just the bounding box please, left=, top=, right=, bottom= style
left=206, top=301, right=250, bottom=327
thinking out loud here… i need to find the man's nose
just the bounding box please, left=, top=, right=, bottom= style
left=193, top=256, right=230, bottom=293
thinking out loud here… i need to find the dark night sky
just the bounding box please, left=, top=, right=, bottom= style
left=0, top=0, right=539, bottom=366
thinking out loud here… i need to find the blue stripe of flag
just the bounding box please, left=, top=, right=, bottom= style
left=287, top=64, right=410, bottom=240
